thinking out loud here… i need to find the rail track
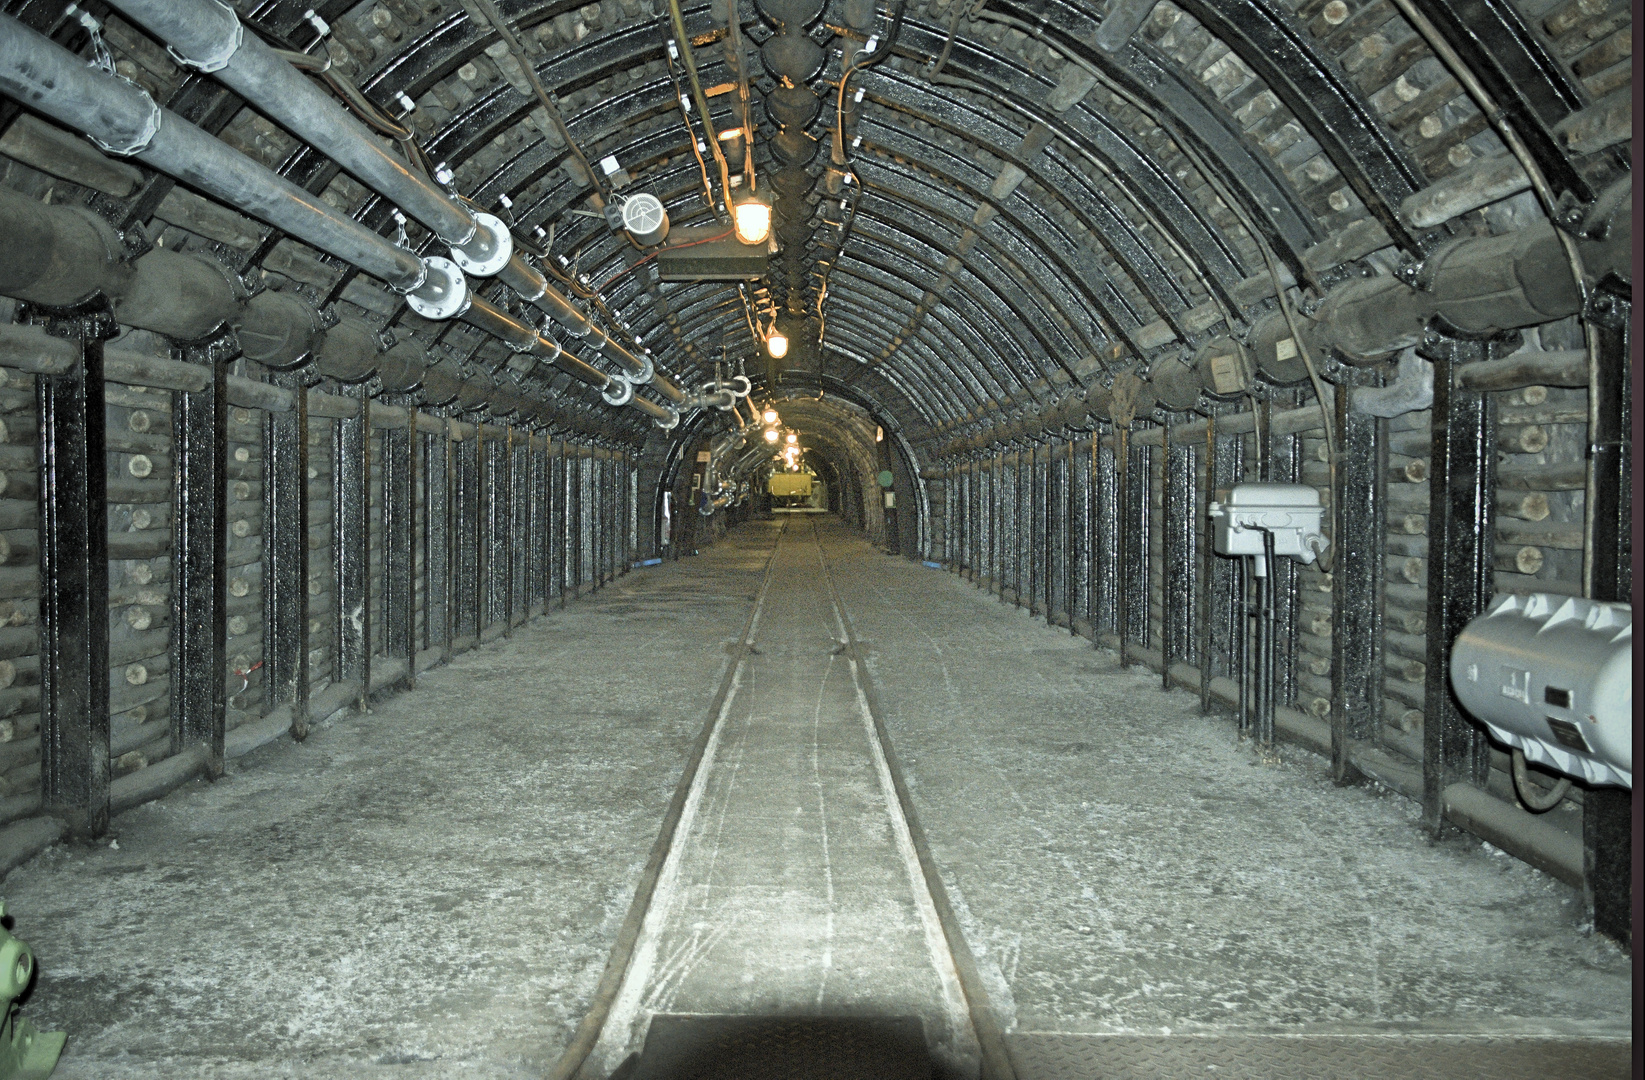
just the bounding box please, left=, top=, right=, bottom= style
left=545, top=518, right=1013, bottom=1080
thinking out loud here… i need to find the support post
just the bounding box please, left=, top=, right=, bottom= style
left=1122, top=428, right=1151, bottom=655
left=1163, top=426, right=1197, bottom=686
left=1094, top=433, right=1119, bottom=638
left=1330, top=369, right=1386, bottom=783
left=1583, top=285, right=1631, bottom=949
left=1070, top=444, right=1089, bottom=629
left=380, top=395, right=416, bottom=686
left=34, top=309, right=113, bottom=840
left=334, top=389, right=370, bottom=707
left=262, top=369, right=309, bottom=739
left=1267, top=392, right=1302, bottom=708
left=1114, top=424, right=1130, bottom=662
left=170, top=339, right=229, bottom=777
left=1203, top=416, right=1245, bottom=714
left=570, top=449, right=584, bottom=597
left=552, top=442, right=565, bottom=608
left=476, top=425, right=494, bottom=634
left=1421, top=334, right=1500, bottom=832
left=999, top=454, right=1013, bottom=599
left=423, top=420, right=451, bottom=662
left=451, top=425, right=479, bottom=643
left=1027, top=444, right=1041, bottom=615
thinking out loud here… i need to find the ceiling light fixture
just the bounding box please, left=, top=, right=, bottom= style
left=762, top=408, right=779, bottom=425
left=764, top=428, right=780, bottom=443
left=766, top=331, right=788, bottom=359
left=733, top=188, right=773, bottom=246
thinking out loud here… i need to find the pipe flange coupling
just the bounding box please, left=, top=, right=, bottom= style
left=729, top=374, right=752, bottom=397
left=165, top=3, right=243, bottom=72
left=653, top=407, right=680, bottom=430
left=88, top=92, right=162, bottom=156
left=404, top=257, right=469, bottom=320
left=602, top=375, right=636, bottom=407
left=629, top=354, right=655, bottom=386
left=449, top=212, right=513, bottom=277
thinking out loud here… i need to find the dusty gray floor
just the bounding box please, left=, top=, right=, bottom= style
left=0, top=518, right=1631, bottom=1080
left=0, top=532, right=775, bottom=1079
left=822, top=524, right=1632, bottom=1041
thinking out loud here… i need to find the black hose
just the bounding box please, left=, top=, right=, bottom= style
left=1511, top=749, right=1572, bottom=813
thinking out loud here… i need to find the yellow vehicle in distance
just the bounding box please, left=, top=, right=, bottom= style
left=768, top=472, right=813, bottom=498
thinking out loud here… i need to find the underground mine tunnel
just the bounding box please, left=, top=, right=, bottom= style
left=0, top=0, right=1634, bottom=1075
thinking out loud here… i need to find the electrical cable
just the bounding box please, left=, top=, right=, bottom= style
left=662, top=42, right=721, bottom=215
left=273, top=47, right=433, bottom=178
left=1511, top=748, right=1573, bottom=812
left=468, top=0, right=606, bottom=201
left=833, top=0, right=905, bottom=166
left=721, top=0, right=757, bottom=178
left=666, top=0, right=735, bottom=216
left=924, top=0, right=984, bottom=81
left=815, top=0, right=902, bottom=355
left=1256, top=230, right=1336, bottom=572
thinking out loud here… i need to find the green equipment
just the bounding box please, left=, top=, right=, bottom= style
left=0, top=903, right=63, bottom=1079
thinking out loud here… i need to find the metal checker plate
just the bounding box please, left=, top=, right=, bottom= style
left=1006, top=1033, right=1632, bottom=1080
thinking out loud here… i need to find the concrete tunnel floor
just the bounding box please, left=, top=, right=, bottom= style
left=0, top=518, right=1632, bottom=1078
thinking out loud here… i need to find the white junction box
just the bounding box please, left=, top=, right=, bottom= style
left=1207, top=483, right=1328, bottom=575
left=1450, top=593, right=1632, bottom=788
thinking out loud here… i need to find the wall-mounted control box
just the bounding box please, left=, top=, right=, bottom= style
left=1207, top=483, right=1328, bottom=575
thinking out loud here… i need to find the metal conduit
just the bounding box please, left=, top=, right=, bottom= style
left=0, top=12, right=438, bottom=298
left=100, top=0, right=683, bottom=401
left=97, top=0, right=486, bottom=253
left=497, top=253, right=685, bottom=402
left=458, top=294, right=612, bottom=390
left=0, top=12, right=679, bottom=428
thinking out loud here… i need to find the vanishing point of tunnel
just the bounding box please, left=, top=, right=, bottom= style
left=0, top=0, right=1634, bottom=1076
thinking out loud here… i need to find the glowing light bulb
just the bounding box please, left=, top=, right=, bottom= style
left=767, top=332, right=788, bottom=359
left=734, top=198, right=772, bottom=245
left=764, top=428, right=779, bottom=443
left=785, top=432, right=798, bottom=444
left=762, top=408, right=779, bottom=425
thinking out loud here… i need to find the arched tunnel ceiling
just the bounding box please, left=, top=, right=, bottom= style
left=32, top=0, right=1624, bottom=454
